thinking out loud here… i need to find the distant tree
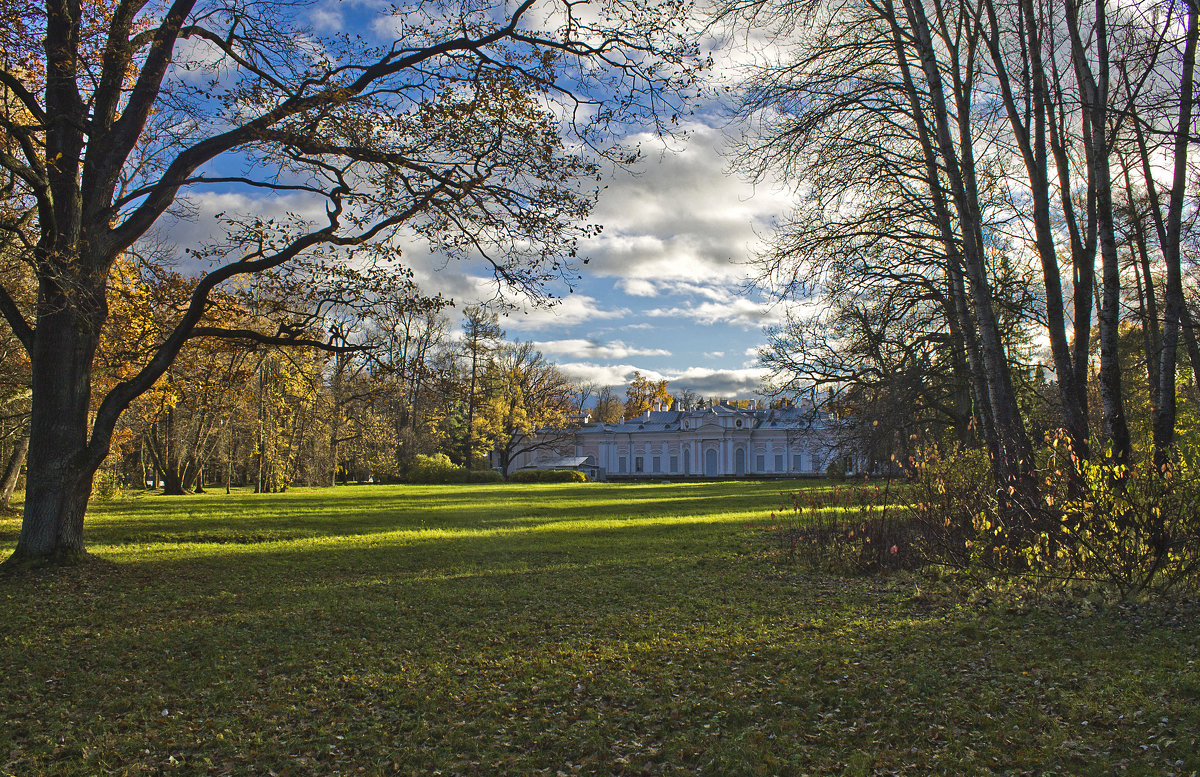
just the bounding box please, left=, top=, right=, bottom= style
left=482, top=342, right=578, bottom=476
left=459, top=305, right=505, bottom=469
left=592, top=386, right=624, bottom=424
left=623, top=371, right=671, bottom=418
left=673, top=389, right=701, bottom=411
left=370, top=299, right=453, bottom=464
left=570, top=381, right=601, bottom=415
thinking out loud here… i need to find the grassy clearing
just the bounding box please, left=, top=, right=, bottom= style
left=1, top=481, right=1197, bottom=776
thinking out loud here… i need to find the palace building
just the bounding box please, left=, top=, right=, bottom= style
left=504, top=402, right=857, bottom=480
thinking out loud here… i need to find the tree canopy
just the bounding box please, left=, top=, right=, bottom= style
left=0, top=0, right=700, bottom=564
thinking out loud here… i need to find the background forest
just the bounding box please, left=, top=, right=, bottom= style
left=0, top=272, right=700, bottom=497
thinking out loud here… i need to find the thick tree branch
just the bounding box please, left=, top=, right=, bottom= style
left=187, top=327, right=367, bottom=352
left=0, top=283, right=33, bottom=352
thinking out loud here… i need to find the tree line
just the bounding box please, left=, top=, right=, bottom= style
left=0, top=263, right=595, bottom=495
left=725, top=0, right=1196, bottom=485
left=721, top=0, right=1199, bottom=585
left=0, top=265, right=740, bottom=498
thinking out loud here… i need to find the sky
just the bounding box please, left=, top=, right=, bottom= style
left=492, top=123, right=794, bottom=398
left=165, top=0, right=798, bottom=399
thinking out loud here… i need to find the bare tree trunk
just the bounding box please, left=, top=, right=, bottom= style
left=983, top=0, right=1092, bottom=460
left=1123, top=161, right=1162, bottom=416
left=885, top=6, right=1001, bottom=470
left=900, top=0, right=1038, bottom=524
left=1, top=433, right=30, bottom=509
left=1152, top=0, right=1198, bottom=467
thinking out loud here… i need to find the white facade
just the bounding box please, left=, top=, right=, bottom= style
left=508, top=405, right=854, bottom=480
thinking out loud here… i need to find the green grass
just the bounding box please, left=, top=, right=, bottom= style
left=0, top=481, right=1197, bottom=776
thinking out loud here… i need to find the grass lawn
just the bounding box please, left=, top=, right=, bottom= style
left=1, top=481, right=1197, bottom=776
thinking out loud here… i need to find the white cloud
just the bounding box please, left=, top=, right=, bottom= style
left=667, top=366, right=768, bottom=397
left=500, top=294, right=629, bottom=331
left=553, top=362, right=767, bottom=398
left=309, top=6, right=345, bottom=32
left=615, top=278, right=660, bottom=297
left=533, top=339, right=670, bottom=360
left=646, top=297, right=783, bottom=329
left=555, top=362, right=666, bottom=388
left=581, top=123, right=793, bottom=287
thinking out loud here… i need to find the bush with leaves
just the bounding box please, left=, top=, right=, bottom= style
left=824, top=460, right=847, bottom=480
left=404, top=454, right=505, bottom=484
left=768, top=434, right=1200, bottom=597
left=507, top=469, right=590, bottom=483
left=90, top=468, right=127, bottom=501
left=465, top=469, right=506, bottom=484
left=770, top=482, right=911, bottom=573
left=404, top=454, right=462, bottom=485
left=1024, top=436, right=1200, bottom=596
left=902, top=443, right=996, bottom=570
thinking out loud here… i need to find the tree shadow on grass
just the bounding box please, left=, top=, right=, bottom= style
left=4, top=484, right=1197, bottom=775
left=2, top=519, right=1197, bottom=777
left=0, top=482, right=795, bottom=550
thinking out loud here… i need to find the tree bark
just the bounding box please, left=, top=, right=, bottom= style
left=885, top=3, right=1000, bottom=472
left=983, top=0, right=1092, bottom=460
left=1151, top=0, right=1198, bottom=467
left=1, top=433, right=30, bottom=508
left=9, top=307, right=103, bottom=564
left=1063, top=0, right=1133, bottom=462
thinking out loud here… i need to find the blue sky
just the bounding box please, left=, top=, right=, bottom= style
left=163, top=0, right=796, bottom=398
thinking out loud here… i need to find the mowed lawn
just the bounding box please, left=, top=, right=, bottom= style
left=0, top=482, right=1197, bottom=777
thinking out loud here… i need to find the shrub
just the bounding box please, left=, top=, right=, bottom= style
left=405, top=454, right=507, bottom=484
left=769, top=436, right=1200, bottom=597
left=902, top=443, right=995, bottom=570
left=1026, top=438, right=1200, bottom=596
left=91, top=468, right=127, bottom=500
left=507, top=469, right=589, bottom=483
left=405, top=454, right=464, bottom=484
left=771, top=482, right=912, bottom=574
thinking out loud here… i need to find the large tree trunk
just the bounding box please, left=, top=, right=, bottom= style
left=885, top=11, right=1000, bottom=469
left=9, top=310, right=103, bottom=564
left=982, top=0, right=1093, bottom=462
left=1, top=432, right=30, bottom=508
left=160, top=468, right=187, bottom=496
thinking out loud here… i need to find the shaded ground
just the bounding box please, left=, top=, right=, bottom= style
left=1, top=482, right=1196, bottom=776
